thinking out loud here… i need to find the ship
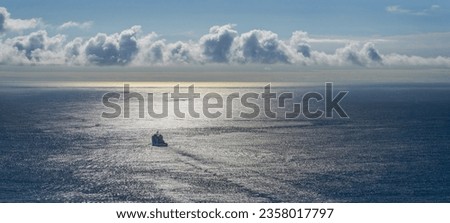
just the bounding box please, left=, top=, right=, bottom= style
left=151, top=131, right=168, bottom=147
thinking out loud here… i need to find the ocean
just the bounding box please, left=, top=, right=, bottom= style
left=0, top=82, right=449, bottom=202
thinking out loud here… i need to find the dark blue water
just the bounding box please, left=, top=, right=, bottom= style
left=0, top=83, right=449, bottom=202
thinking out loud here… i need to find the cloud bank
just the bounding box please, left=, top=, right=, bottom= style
left=1, top=7, right=450, bottom=68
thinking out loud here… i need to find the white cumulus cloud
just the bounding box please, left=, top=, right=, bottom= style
left=58, top=21, right=93, bottom=30
left=386, top=5, right=441, bottom=16
left=0, top=7, right=39, bottom=33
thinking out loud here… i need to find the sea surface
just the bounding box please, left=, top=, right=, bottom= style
left=0, top=82, right=449, bottom=202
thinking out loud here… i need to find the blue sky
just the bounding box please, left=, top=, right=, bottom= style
left=1, top=0, right=450, bottom=68
left=3, top=0, right=450, bottom=38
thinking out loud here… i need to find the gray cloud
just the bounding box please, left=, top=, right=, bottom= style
left=200, top=24, right=237, bottom=63
left=13, top=31, right=45, bottom=60
left=146, top=40, right=165, bottom=63
left=290, top=31, right=311, bottom=58
left=332, top=43, right=384, bottom=66
left=133, top=33, right=169, bottom=65
left=364, top=43, right=382, bottom=63
left=1, top=26, right=448, bottom=67
left=168, top=41, right=194, bottom=64
left=296, top=44, right=311, bottom=58
left=2, top=25, right=449, bottom=67
left=64, top=37, right=83, bottom=64
left=85, top=26, right=140, bottom=65
left=85, top=34, right=120, bottom=65
left=7, top=30, right=65, bottom=63
left=236, top=30, right=291, bottom=64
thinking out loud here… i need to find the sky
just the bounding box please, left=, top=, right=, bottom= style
left=1, top=0, right=450, bottom=70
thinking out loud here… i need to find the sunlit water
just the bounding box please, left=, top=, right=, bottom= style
left=0, top=83, right=449, bottom=202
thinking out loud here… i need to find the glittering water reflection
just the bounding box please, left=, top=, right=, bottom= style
left=0, top=84, right=449, bottom=202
